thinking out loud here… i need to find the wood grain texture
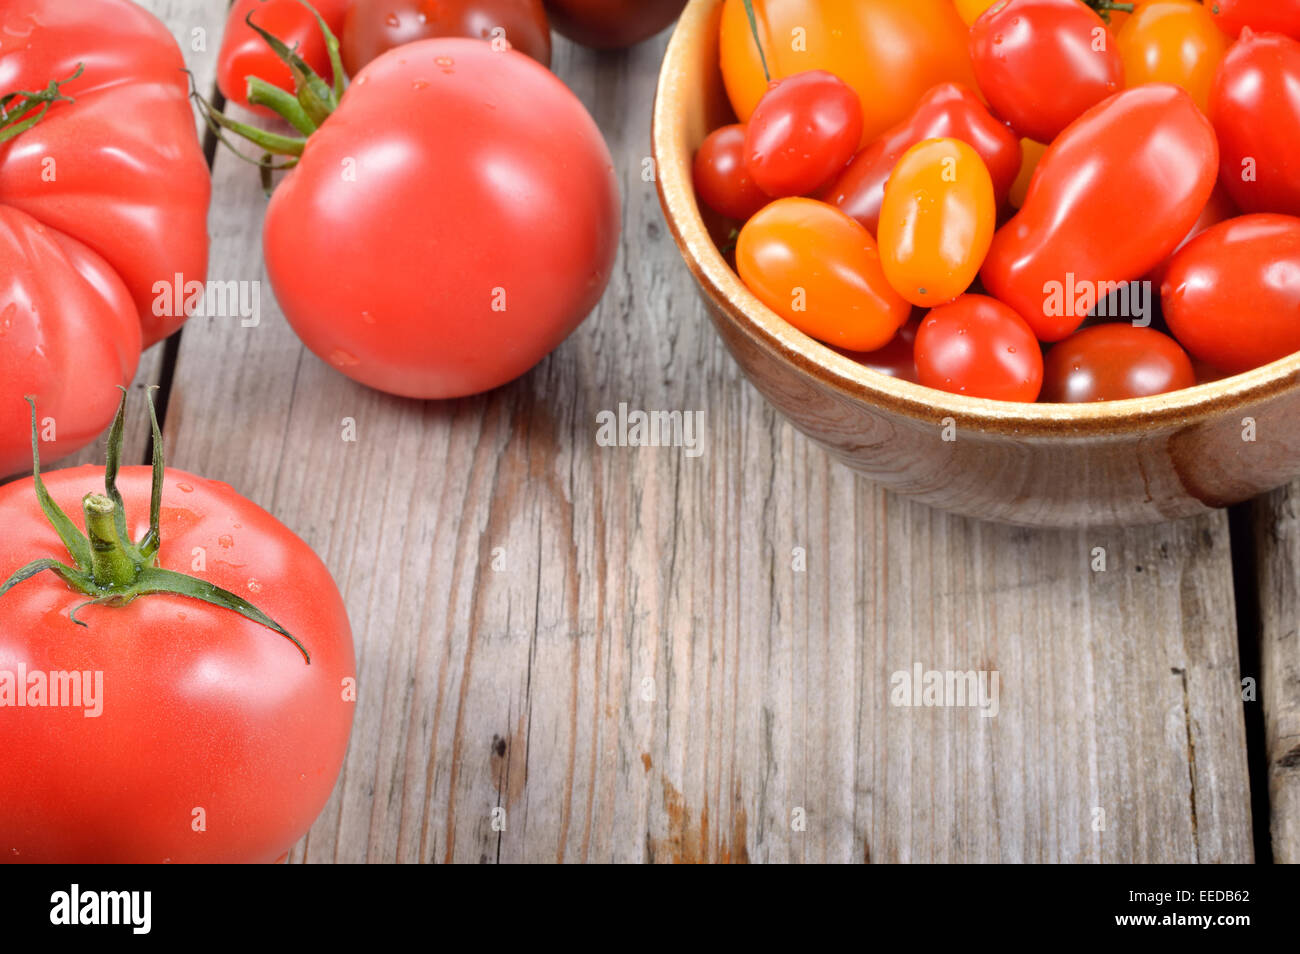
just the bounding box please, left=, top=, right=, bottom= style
left=135, top=1, right=1257, bottom=862
left=1252, top=485, right=1300, bottom=863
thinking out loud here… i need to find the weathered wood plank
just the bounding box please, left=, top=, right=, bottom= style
left=1252, top=486, right=1300, bottom=863
left=156, top=13, right=1254, bottom=862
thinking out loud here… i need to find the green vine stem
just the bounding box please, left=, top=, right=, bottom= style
left=0, top=65, right=84, bottom=144
left=741, top=0, right=771, bottom=84
left=1084, top=0, right=1136, bottom=22
left=0, top=388, right=310, bottom=664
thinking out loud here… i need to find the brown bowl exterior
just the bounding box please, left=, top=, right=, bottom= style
left=652, top=0, right=1300, bottom=526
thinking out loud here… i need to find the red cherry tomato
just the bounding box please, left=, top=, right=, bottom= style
left=693, top=124, right=769, bottom=221
left=970, top=0, right=1123, bottom=143
left=837, top=316, right=921, bottom=382
left=824, top=83, right=1022, bottom=236
left=914, top=294, right=1043, bottom=401
left=217, top=0, right=351, bottom=116
left=743, top=71, right=863, bottom=199
left=1210, top=30, right=1300, bottom=216
left=1040, top=324, right=1195, bottom=402
left=263, top=39, right=620, bottom=398
left=544, top=0, right=686, bottom=48
left=981, top=85, right=1217, bottom=342
left=1161, top=214, right=1300, bottom=374
left=736, top=198, right=911, bottom=352
left=1146, top=183, right=1237, bottom=288
left=340, top=0, right=551, bottom=77
left=0, top=0, right=210, bottom=474
left=1208, top=0, right=1300, bottom=40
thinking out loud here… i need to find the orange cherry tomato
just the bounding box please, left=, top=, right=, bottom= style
left=1009, top=138, right=1048, bottom=209
left=878, top=139, right=996, bottom=307
left=736, top=198, right=911, bottom=351
left=1118, top=0, right=1228, bottom=113
left=719, top=0, right=976, bottom=146
left=955, top=0, right=999, bottom=25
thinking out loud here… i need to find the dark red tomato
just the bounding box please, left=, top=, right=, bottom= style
left=1210, top=30, right=1300, bottom=216
left=837, top=315, right=921, bottom=383
left=1041, top=325, right=1195, bottom=402
left=744, top=71, right=863, bottom=199
left=1147, top=183, right=1237, bottom=288
left=824, top=83, right=1022, bottom=236
left=981, top=85, right=1217, bottom=342
left=693, top=124, right=769, bottom=221
left=1162, top=214, right=1300, bottom=373
left=544, top=0, right=686, bottom=48
left=970, top=0, right=1123, bottom=143
left=341, top=0, right=551, bottom=77
left=1208, top=0, right=1300, bottom=40
left=914, top=294, right=1042, bottom=401
left=217, top=0, right=351, bottom=115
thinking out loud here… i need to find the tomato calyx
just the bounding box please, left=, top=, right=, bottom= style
left=1083, top=0, right=1135, bottom=23
left=0, top=64, right=85, bottom=145
left=190, top=0, right=346, bottom=188
left=0, top=389, right=311, bottom=663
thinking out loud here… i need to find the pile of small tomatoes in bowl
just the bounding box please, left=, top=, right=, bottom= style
left=688, top=0, right=1300, bottom=405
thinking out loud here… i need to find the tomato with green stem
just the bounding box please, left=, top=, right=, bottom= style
left=1040, top=324, right=1195, bottom=402
left=694, top=124, right=769, bottom=221
left=744, top=70, right=862, bottom=198
left=824, top=83, right=1022, bottom=236
left=217, top=0, right=352, bottom=116
left=195, top=19, right=620, bottom=399
left=970, top=0, right=1124, bottom=144
left=340, top=0, right=551, bottom=77
left=737, top=198, right=910, bottom=352
left=0, top=0, right=210, bottom=476
left=914, top=295, right=1043, bottom=402
left=0, top=390, right=355, bottom=863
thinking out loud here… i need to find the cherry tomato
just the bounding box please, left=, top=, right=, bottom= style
left=914, top=294, right=1043, bottom=401
left=720, top=0, right=976, bottom=146
left=694, top=124, right=769, bottom=221
left=1208, top=0, right=1300, bottom=40
left=743, top=71, right=862, bottom=198
left=981, top=85, right=1217, bottom=341
left=1040, top=324, right=1195, bottom=401
left=544, top=0, right=686, bottom=48
left=955, top=0, right=1000, bottom=25
left=1162, top=214, right=1300, bottom=374
left=824, top=83, right=1022, bottom=236
left=0, top=0, right=210, bottom=474
left=341, top=0, right=551, bottom=77
left=878, top=139, right=996, bottom=307
left=1146, top=182, right=1237, bottom=288
left=736, top=198, right=911, bottom=351
left=1210, top=30, right=1300, bottom=216
left=1008, top=138, right=1047, bottom=209
left=0, top=404, right=354, bottom=862
left=837, top=315, right=921, bottom=382
left=970, top=0, right=1123, bottom=144
left=263, top=40, right=620, bottom=398
left=1117, top=0, right=1227, bottom=113
left=217, top=0, right=351, bottom=116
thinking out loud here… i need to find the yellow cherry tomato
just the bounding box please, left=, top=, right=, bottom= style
left=736, top=198, right=911, bottom=351
left=1009, top=138, right=1048, bottom=209
left=878, top=138, right=996, bottom=307
left=1117, top=0, right=1228, bottom=113
left=955, top=0, right=998, bottom=25
left=719, top=0, right=976, bottom=146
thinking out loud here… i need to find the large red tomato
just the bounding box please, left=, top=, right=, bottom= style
left=720, top=0, right=976, bottom=146
left=0, top=397, right=354, bottom=863
left=260, top=39, right=620, bottom=398
left=981, top=85, right=1217, bottom=341
left=0, top=0, right=210, bottom=476
left=545, top=0, right=686, bottom=48
left=217, top=0, right=352, bottom=115
left=341, top=0, right=551, bottom=77
left=1209, top=29, right=1300, bottom=216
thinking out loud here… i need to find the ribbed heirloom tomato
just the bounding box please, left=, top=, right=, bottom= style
left=720, top=0, right=976, bottom=146
left=238, top=36, right=620, bottom=398
left=0, top=0, right=210, bottom=475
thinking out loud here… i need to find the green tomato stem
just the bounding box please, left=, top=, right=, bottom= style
left=83, top=494, right=138, bottom=589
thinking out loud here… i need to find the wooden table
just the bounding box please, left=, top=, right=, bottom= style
left=81, top=0, right=1296, bottom=862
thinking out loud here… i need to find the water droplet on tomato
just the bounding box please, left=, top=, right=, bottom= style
left=177, top=482, right=194, bottom=493
left=218, top=534, right=233, bottom=548
left=329, top=349, right=360, bottom=367
left=360, top=310, right=376, bottom=324
left=385, top=12, right=400, bottom=27
left=247, top=579, right=262, bottom=593
left=412, top=79, right=429, bottom=90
